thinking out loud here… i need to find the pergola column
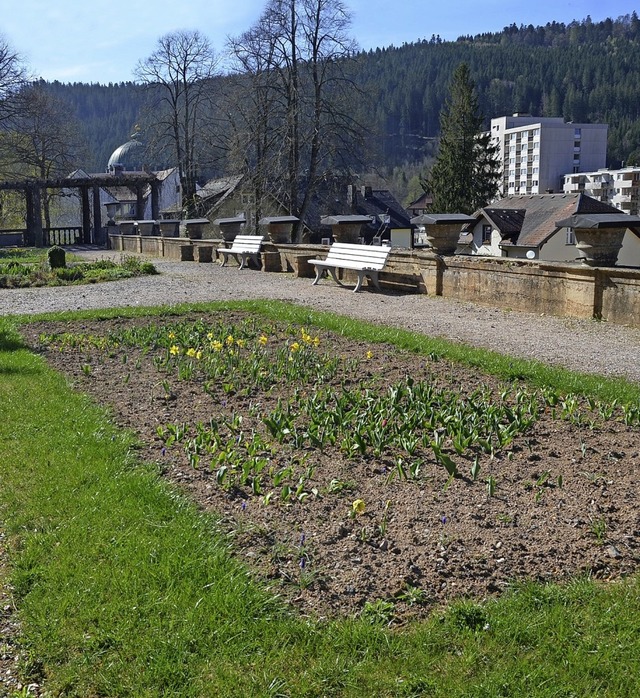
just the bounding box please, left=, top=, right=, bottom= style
left=81, top=186, right=91, bottom=243
left=136, top=184, right=145, bottom=220
left=25, top=184, right=43, bottom=247
left=92, top=184, right=102, bottom=244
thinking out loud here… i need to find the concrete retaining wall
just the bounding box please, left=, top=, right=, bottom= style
left=108, top=234, right=640, bottom=328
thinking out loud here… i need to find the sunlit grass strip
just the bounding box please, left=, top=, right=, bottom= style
left=2, top=313, right=640, bottom=695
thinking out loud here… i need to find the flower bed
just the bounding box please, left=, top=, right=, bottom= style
left=24, top=311, right=640, bottom=623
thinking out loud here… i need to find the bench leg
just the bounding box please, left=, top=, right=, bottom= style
left=312, top=267, right=326, bottom=286
left=219, top=253, right=229, bottom=267
left=238, top=253, right=247, bottom=270
left=353, top=271, right=380, bottom=292
left=328, top=267, right=342, bottom=286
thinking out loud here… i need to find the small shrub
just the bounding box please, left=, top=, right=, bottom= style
left=447, top=601, right=488, bottom=632
left=0, top=261, right=30, bottom=276
left=139, top=261, right=158, bottom=275
left=47, top=246, right=66, bottom=269
left=55, top=267, right=84, bottom=282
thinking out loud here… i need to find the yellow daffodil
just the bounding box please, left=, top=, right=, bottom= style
left=236, top=338, right=246, bottom=348
left=186, top=347, right=197, bottom=358
left=211, top=340, right=223, bottom=351
left=259, top=334, right=268, bottom=345
left=168, top=331, right=176, bottom=340
left=366, top=350, right=373, bottom=360
left=352, top=499, right=366, bottom=515
left=196, top=350, right=202, bottom=360
left=206, top=332, right=214, bottom=341
left=290, top=341, right=301, bottom=353
left=226, top=335, right=234, bottom=346
left=169, top=345, right=181, bottom=355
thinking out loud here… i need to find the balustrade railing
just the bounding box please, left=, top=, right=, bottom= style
left=43, top=227, right=83, bottom=246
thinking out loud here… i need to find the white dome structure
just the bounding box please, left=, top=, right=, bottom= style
left=107, top=135, right=145, bottom=172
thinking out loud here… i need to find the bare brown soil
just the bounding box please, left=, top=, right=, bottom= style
left=21, top=311, right=640, bottom=624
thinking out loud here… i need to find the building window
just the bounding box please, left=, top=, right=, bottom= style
left=482, top=225, right=492, bottom=244
left=566, top=228, right=576, bottom=245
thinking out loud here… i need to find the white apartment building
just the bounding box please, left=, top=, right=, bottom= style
left=564, top=167, right=640, bottom=215
left=490, top=114, right=608, bottom=197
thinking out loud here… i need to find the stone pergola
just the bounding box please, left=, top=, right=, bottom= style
left=0, top=172, right=160, bottom=246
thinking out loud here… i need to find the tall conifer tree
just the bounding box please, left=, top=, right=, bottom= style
left=424, top=63, right=500, bottom=214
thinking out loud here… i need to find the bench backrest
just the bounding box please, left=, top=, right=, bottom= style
left=229, top=235, right=264, bottom=252
left=324, top=242, right=391, bottom=270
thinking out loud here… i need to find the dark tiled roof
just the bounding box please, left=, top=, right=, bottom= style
left=304, top=184, right=412, bottom=237
left=355, top=189, right=413, bottom=229
left=482, top=208, right=525, bottom=236
left=481, top=193, right=621, bottom=247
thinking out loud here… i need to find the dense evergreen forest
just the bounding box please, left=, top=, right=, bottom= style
left=43, top=13, right=640, bottom=178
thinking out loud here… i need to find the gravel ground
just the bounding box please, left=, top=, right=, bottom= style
left=1, top=245, right=639, bottom=385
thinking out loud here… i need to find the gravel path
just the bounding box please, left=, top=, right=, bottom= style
left=2, top=245, right=639, bottom=385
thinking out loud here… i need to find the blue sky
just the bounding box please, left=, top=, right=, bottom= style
left=2, top=0, right=638, bottom=84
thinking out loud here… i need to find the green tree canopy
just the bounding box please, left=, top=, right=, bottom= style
left=423, top=63, right=500, bottom=214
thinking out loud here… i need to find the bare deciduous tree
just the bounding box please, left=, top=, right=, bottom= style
left=227, top=0, right=364, bottom=236
left=135, top=30, right=220, bottom=214
left=1, top=82, right=86, bottom=227
left=0, top=33, right=28, bottom=123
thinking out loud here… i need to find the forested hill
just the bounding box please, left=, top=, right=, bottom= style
left=355, top=12, right=640, bottom=168
left=47, top=12, right=640, bottom=173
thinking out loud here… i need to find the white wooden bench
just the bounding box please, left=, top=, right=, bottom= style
left=218, top=235, right=264, bottom=270
left=309, top=242, right=391, bottom=292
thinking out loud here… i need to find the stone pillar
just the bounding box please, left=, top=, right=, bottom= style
left=194, top=245, right=213, bottom=263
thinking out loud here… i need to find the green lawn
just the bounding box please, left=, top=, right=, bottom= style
left=1, top=303, right=639, bottom=697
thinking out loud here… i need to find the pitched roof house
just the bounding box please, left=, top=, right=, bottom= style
left=196, top=176, right=413, bottom=244
left=460, top=193, right=640, bottom=266
left=315, top=184, right=413, bottom=245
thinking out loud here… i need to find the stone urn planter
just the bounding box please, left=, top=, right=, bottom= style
left=320, top=215, right=372, bottom=244
left=134, top=220, right=156, bottom=236
left=213, top=216, right=245, bottom=243
left=574, top=229, right=626, bottom=266
left=116, top=220, right=136, bottom=235
left=259, top=216, right=299, bottom=244
left=556, top=213, right=640, bottom=267
left=183, top=218, right=211, bottom=240
left=158, top=219, right=181, bottom=238
left=410, top=214, right=476, bottom=255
